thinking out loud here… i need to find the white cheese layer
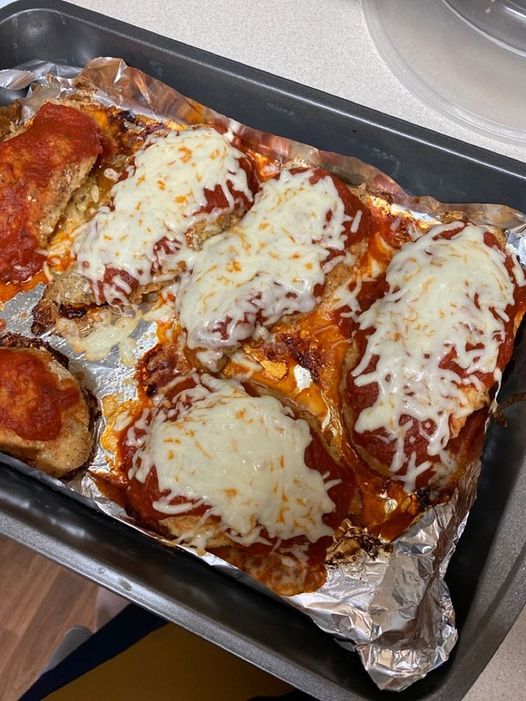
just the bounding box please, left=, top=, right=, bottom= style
left=128, top=375, right=336, bottom=547
left=175, top=169, right=354, bottom=365
left=351, top=222, right=524, bottom=485
left=74, top=127, right=253, bottom=305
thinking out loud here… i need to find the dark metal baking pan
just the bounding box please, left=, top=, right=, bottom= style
left=0, top=2, right=525, bottom=699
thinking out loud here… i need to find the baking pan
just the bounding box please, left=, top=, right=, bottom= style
left=0, top=2, right=526, bottom=699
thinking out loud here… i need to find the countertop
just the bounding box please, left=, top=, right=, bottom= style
left=68, top=0, right=526, bottom=164
left=2, top=0, right=526, bottom=698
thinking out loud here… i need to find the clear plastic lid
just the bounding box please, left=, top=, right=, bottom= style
left=364, top=0, right=526, bottom=143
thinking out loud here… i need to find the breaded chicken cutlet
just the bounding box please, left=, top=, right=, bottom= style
left=0, top=102, right=102, bottom=286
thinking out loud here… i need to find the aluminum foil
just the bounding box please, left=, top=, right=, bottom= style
left=1, top=57, right=525, bottom=692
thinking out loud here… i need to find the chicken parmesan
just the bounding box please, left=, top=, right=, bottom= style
left=175, top=166, right=369, bottom=369
left=71, top=125, right=257, bottom=307
left=113, top=370, right=351, bottom=594
left=0, top=102, right=102, bottom=298
left=344, top=222, right=526, bottom=492
left=0, top=336, right=94, bottom=476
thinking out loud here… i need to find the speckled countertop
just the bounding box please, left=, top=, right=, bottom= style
left=2, top=0, right=526, bottom=698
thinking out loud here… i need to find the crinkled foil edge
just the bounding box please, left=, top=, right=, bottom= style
left=1, top=57, right=525, bottom=692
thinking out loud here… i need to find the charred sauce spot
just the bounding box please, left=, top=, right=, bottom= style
left=59, top=304, right=88, bottom=320
left=280, top=333, right=323, bottom=384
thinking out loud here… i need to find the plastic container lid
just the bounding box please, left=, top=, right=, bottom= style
left=363, top=0, right=526, bottom=143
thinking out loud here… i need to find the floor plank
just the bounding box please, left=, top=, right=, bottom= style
left=0, top=534, right=97, bottom=701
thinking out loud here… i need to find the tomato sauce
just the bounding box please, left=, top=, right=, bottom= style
left=0, top=270, right=48, bottom=304
left=93, top=267, right=140, bottom=304
left=199, top=154, right=259, bottom=214
left=0, top=348, right=79, bottom=441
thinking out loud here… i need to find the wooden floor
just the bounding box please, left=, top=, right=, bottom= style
left=0, top=534, right=98, bottom=701
left=1, top=531, right=524, bottom=701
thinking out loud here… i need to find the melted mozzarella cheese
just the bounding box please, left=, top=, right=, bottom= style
left=175, top=169, right=353, bottom=366
left=55, top=309, right=142, bottom=363
left=74, top=127, right=253, bottom=305
left=332, top=277, right=364, bottom=322
left=129, top=375, right=336, bottom=547
left=352, top=222, right=524, bottom=486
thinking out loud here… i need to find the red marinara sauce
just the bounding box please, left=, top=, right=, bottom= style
left=197, top=151, right=258, bottom=213
left=0, top=102, right=102, bottom=285
left=0, top=348, right=80, bottom=441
